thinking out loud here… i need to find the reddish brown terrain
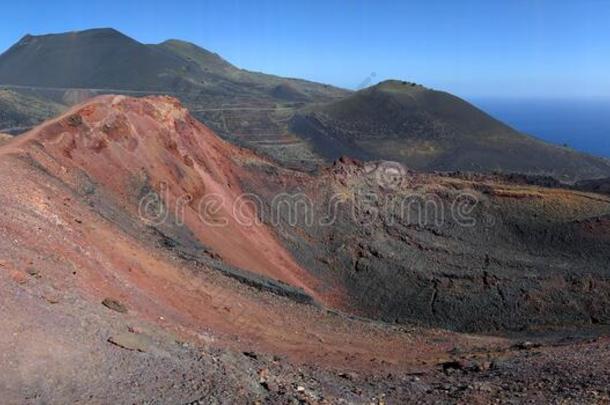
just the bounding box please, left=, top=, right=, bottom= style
left=1, top=96, right=609, bottom=403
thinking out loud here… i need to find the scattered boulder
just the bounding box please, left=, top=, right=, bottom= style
left=513, top=341, right=541, bottom=350
left=66, top=114, right=83, bottom=127
left=470, top=360, right=493, bottom=372
left=43, top=292, right=61, bottom=304
left=441, top=359, right=471, bottom=371
left=26, top=267, right=41, bottom=278
left=102, top=298, right=128, bottom=313
left=243, top=351, right=258, bottom=360
left=339, top=371, right=359, bottom=381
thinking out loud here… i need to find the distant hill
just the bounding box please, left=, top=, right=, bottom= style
left=0, top=28, right=346, bottom=99
left=0, top=28, right=188, bottom=90
left=291, top=80, right=610, bottom=180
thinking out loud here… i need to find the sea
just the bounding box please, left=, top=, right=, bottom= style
left=471, top=98, right=610, bottom=159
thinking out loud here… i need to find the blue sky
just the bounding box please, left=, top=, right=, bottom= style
left=1, top=0, right=609, bottom=98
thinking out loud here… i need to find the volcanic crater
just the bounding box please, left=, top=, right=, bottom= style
left=1, top=96, right=609, bottom=403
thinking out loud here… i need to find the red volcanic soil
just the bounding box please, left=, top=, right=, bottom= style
left=2, top=95, right=319, bottom=296
left=1, top=96, right=609, bottom=403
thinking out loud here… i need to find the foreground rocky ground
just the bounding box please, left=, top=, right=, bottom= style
left=2, top=263, right=609, bottom=404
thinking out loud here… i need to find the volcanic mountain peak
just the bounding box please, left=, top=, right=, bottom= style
left=6, top=95, right=320, bottom=298
left=0, top=28, right=190, bottom=90
left=291, top=79, right=610, bottom=180
left=14, top=28, right=126, bottom=46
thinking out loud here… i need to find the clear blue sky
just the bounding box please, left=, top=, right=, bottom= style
left=1, top=0, right=609, bottom=98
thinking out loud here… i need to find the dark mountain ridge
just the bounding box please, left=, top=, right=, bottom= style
left=0, top=28, right=346, bottom=99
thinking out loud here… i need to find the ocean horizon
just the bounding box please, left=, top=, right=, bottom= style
left=472, top=97, right=610, bottom=159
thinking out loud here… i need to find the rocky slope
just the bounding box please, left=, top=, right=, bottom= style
left=1, top=96, right=609, bottom=402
